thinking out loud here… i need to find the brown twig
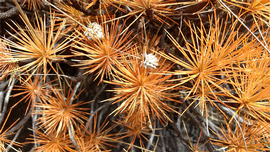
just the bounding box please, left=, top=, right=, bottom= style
left=169, top=122, right=190, bottom=148
left=183, top=103, right=215, bottom=152
left=0, top=6, right=19, bottom=19
left=0, top=78, right=15, bottom=125
left=7, top=108, right=31, bottom=134
left=5, top=126, right=23, bottom=152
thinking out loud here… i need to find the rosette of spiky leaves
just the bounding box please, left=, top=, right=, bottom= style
left=0, top=40, right=18, bottom=81
left=211, top=115, right=270, bottom=152
left=184, top=82, right=228, bottom=117
left=73, top=16, right=134, bottom=83
left=3, top=2, right=74, bottom=81
left=105, top=48, right=178, bottom=126
left=115, top=116, right=156, bottom=151
left=29, top=129, right=75, bottom=152
left=35, top=83, right=91, bottom=136
left=75, top=114, right=117, bottom=152
left=225, top=0, right=270, bottom=26
left=107, top=0, right=180, bottom=28
left=54, top=0, right=101, bottom=34
left=223, top=50, right=270, bottom=123
left=12, top=72, right=55, bottom=114
left=223, top=0, right=270, bottom=45
left=157, top=12, right=252, bottom=117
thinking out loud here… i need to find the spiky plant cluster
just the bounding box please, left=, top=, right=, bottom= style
left=1, top=0, right=270, bottom=151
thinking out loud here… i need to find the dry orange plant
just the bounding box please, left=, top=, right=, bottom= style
left=0, top=0, right=270, bottom=151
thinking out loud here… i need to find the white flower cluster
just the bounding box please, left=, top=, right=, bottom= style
left=141, top=52, right=159, bottom=69
left=84, top=22, right=104, bottom=40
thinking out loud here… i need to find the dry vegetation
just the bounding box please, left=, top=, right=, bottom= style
left=0, top=0, right=270, bottom=151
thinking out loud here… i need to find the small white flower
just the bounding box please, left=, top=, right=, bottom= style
left=84, top=22, right=104, bottom=40
left=141, top=52, right=159, bottom=69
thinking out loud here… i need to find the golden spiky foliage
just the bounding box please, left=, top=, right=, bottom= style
left=29, top=129, right=75, bottom=152
left=115, top=117, right=155, bottom=151
left=73, top=16, right=134, bottom=82
left=136, top=27, right=162, bottom=55
left=211, top=115, right=270, bottom=152
left=185, top=82, right=228, bottom=117
left=223, top=0, right=270, bottom=46
left=248, top=0, right=270, bottom=18
left=226, top=0, right=270, bottom=25
left=105, top=47, right=178, bottom=126
left=0, top=40, right=18, bottom=81
left=0, top=112, right=21, bottom=151
left=12, top=72, right=55, bottom=114
left=183, top=123, right=208, bottom=152
left=3, top=0, right=270, bottom=151
left=223, top=49, right=270, bottom=123
left=75, top=114, right=116, bottom=152
left=18, top=0, right=43, bottom=10
left=157, top=12, right=253, bottom=117
left=54, top=0, right=100, bottom=34
left=2, top=2, right=74, bottom=80
left=107, top=0, right=180, bottom=27
left=35, top=83, right=91, bottom=136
